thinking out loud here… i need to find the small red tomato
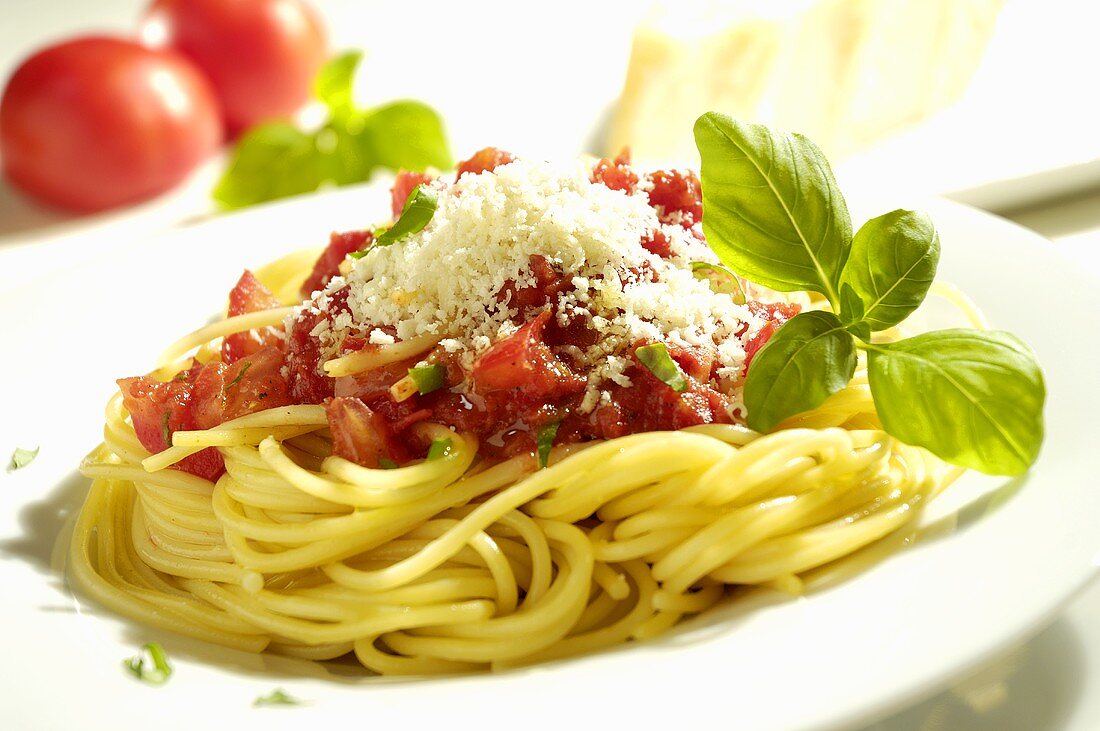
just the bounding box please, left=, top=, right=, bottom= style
left=143, top=0, right=327, bottom=134
left=0, top=37, right=222, bottom=212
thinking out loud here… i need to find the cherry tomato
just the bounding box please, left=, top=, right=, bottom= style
left=143, top=0, right=327, bottom=134
left=0, top=37, right=222, bottom=212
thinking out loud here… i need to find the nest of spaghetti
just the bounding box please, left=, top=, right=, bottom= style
left=72, top=148, right=961, bottom=674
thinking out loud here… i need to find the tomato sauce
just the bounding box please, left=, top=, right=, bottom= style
left=119, top=149, right=799, bottom=477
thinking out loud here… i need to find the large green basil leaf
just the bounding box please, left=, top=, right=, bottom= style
left=840, top=209, right=940, bottom=332
left=357, top=101, right=453, bottom=173
left=694, top=113, right=852, bottom=304
left=867, top=330, right=1045, bottom=475
left=213, top=123, right=326, bottom=210
left=744, top=311, right=857, bottom=432
left=313, top=51, right=362, bottom=119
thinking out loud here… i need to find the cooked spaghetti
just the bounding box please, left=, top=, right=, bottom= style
left=73, top=147, right=963, bottom=674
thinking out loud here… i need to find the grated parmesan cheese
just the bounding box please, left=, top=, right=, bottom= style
left=300, top=158, right=781, bottom=412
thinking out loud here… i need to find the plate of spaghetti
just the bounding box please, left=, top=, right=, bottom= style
left=1, top=115, right=1097, bottom=731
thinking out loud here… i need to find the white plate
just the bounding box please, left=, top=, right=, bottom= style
left=0, top=185, right=1097, bottom=731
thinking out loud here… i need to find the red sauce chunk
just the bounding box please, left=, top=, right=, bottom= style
left=455, top=147, right=515, bottom=179
left=223, top=270, right=283, bottom=364
left=301, top=229, right=373, bottom=298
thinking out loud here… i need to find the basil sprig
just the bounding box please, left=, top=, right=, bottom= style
left=215, top=51, right=451, bottom=210
left=8, top=446, right=38, bottom=471
left=123, top=642, right=173, bottom=685
left=254, top=688, right=303, bottom=707
left=695, top=113, right=1045, bottom=475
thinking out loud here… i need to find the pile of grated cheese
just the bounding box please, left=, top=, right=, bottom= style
left=301, top=158, right=782, bottom=415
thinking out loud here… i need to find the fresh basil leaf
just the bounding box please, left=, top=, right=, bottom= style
left=123, top=642, right=172, bottom=685
left=691, top=262, right=746, bottom=304
left=427, top=438, right=453, bottom=461
left=214, top=123, right=325, bottom=210
left=8, top=446, right=39, bottom=471
left=313, top=51, right=362, bottom=119
left=867, top=330, right=1045, bottom=475
left=840, top=209, right=940, bottom=332
left=744, top=311, right=857, bottom=432
left=536, top=421, right=560, bottom=469
left=254, top=688, right=303, bottom=707
left=839, top=283, right=871, bottom=341
left=375, top=185, right=438, bottom=247
left=408, top=364, right=445, bottom=394
left=357, top=101, right=453, bottom=172
left=694, top=113, right=852, bottom=304
left=635, top=343, right=688, bottom=392
left=319, top=123, right=374, bottom=186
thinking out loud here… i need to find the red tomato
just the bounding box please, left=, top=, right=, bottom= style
left=326, top=397, right=410, bottom=468
left=143, top=0, right=327, bottom=133
left=0, top=37, right=222, bottom=212
left=646, top=169, right=702, bottom=226
left=590, top=148, right=637, bottom=192
left=743, top=301, right=802, bottom=374
left=300, top=229, right=373, bottom=298
left=471, top=310, right=585, bottom=399
left=222, top=270, right=285, bottom=363
left=192, top=346, right=293, bottom=429
left=117, top=369, right=225, bottom=481
left=455, top=147, right=515, bottom=179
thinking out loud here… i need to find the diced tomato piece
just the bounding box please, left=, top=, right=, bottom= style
left=223, top=270, right=284, bottom=364
left=742, top=301, right=802, bottom=374
left=641, top=228, right=672, bottom=258
left=285, top=289, right=346, bottom=404
left=326, top=397, right=411, bottom=467
left=390, top=171, right=435, bottom=220
left=117, top=371, right=225, bottom=481
left=496, top=255, right=570, bottom=318
left=191, top=346, right=292, bottom=429
left=471, top=310, right=586, bottom=400
left=591, top=148, right=638, bottom=192
left=300, top=229, right=373, bottom=298
left=646, top=169, right=702, bottom=226
left=666, top=341, right=717, bottom=382
left=455, top=147, right=515, bottom=179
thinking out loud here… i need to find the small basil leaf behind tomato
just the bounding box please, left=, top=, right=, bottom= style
left=0, top=37, right=222, bottom=212
left=143, top=0, right=327, bottom=134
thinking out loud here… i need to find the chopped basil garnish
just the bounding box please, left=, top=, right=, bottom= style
left=123, top=642, right=172, bottom=685
left=694, top=112, right=1045, bottom=475
left=8, top=446, right=39, bottom=471
left=224, top=361, right=252, bottom=392
left=635, top=343, right=688, bottom=393
left=691, top=261, right=746, bottom=304
left=426, top=438, right=453, bottom=461
left=161, top=411, right=173, bottom=447
left=374, top=184, right=438, bottom=247
left=253, top=688, right=302, bottom=707
left=408, top=364, right=445, bottom=394
left=378, top=457, right=399, bottom=470
left=536, top=422, right=560, bottom=469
